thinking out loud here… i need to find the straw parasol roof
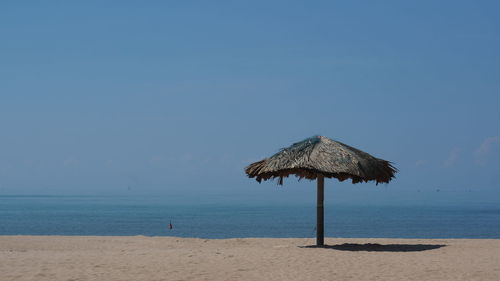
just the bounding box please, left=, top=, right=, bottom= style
left=246, top=135, right=397, bottom=185
left=245, top=136, right=397, bottom=246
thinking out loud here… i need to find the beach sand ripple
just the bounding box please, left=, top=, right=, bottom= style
left=1, top=236, right=499, bottom=281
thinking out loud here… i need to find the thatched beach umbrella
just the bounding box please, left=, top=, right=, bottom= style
left=245, top=136, right=397, bottom=246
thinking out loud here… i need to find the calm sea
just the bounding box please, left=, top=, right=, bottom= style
left=1, top=195, right=500, bottom=239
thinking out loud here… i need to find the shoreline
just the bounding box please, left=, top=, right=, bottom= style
left=1, top=236, right=499, bottom=280
left=3, top=234, right=500, bottom=240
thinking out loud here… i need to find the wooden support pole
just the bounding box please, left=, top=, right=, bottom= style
left=316, top=175, right=324, bottom=246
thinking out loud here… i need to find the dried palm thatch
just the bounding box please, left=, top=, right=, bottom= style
left=245, top=136, right=396, bottom=246
left=246, top=135, right=397, bottom=185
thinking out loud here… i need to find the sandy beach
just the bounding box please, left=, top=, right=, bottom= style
left=1, top=236, right=499, bottom=281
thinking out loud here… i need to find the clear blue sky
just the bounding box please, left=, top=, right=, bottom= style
left=1, top=1, right=499, bottom=203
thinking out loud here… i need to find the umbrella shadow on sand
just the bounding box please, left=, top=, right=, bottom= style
left=300, top=243, right=446, bottom=252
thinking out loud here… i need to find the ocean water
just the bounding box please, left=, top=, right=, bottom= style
left=1, top=195, right=500, bottom=239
